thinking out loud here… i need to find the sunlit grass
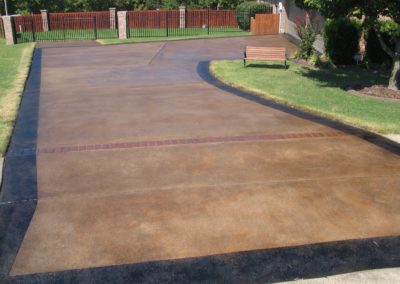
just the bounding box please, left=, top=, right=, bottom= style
left=98, top=30, right=250, bottom=44
left=0, top=39, right=35, bottom=156
left=211, top=60, right=400, bottom=134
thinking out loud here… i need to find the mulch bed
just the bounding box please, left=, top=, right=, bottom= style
left=346, top=85, right=400, bottom=102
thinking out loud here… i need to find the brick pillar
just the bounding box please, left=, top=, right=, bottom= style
left=109, top=8, right=116, bottom=29
left=117, top=11, right=128, bottom=39
left=2, top=16, right=16, bottom=45
left=179, top=6, right=186, bottom=29
left=278, top=2, right=286, bottom=34
left=41, top=10, right=49, bottom=31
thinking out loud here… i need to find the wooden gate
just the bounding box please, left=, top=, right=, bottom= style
left=250, top=14, right=279, bottom=35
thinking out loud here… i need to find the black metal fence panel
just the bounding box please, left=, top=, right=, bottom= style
left=13, top=12, right=118, bottom=43
left=11, top=8, right=275, bottom=43
left=127, top=9, right=274, bottom=39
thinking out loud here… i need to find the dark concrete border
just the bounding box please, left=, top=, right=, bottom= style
left=0, top=48, right=41, bottom=279
left=0, top=48, right=41, bottom=202
left=197, top=61, right=400, bottom=156
left=4, top=236, right=400, bottom=283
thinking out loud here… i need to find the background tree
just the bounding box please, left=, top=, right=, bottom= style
left=296, top=0, right=400, bottom=90
left=5, top=0, right=247, bottom=13
left=362, top=0, right=400, bottom=90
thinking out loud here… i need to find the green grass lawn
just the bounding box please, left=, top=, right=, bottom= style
left=128, top=27, right=244, bottom=37
left=16, top=27, right=250, bottom=44
left=211, top=60, right=400, bottom=134
left=0, top=39, right=35, bottom=157
left=99, top=30, right=250, bottom=44
left=16, top=28, right=118, bottom=43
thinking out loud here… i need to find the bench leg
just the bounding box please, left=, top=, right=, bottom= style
left=284, top=60, right=287, bottom=70
left=243, top=59, right=246, bottom=67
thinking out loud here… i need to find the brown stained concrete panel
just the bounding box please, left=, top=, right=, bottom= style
left=40, top=42, right=166, bottom=69
left=36, top=137, right=400, bottom=199
left=40, top=62, right=201, bottom=90
left=39, top=36, right=297, bottom=69
left=37, top=83, right=328, bottom=148
left=11, top=176, right=400, bottom=275
left=155, top=35, right=298, bottom=61
left=38, top=36, right=297, bottom=89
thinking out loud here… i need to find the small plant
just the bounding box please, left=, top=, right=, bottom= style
left=308, top=52, right=321, bottom=66
left=295, top=13, right=318, bottom=60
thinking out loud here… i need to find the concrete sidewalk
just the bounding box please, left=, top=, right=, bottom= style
left=287, top=268, right=400, bottom=283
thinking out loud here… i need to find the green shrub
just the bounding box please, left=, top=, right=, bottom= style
left=323, top=18, right=362, bottom=65
left=309, top=52, right=321, bottom=66
left=236, top=1, right=272, bottom=31
left=365, top=22, right=395, bottom=67
left=295, top=16, right=318, bottom=59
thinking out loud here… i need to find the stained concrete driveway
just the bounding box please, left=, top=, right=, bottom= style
left=2, top=36, right=400, bottom=281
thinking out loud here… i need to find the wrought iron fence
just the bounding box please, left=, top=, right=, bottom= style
left=13, top=12, right=118, bottom=43
left=127, top=9, right=273, bottom=38
left=11, top=8, right=274, bottom=43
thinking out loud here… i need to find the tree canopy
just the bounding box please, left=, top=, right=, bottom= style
left=294, top=0, right=400, bottom=24
left=0, top=0, right=246, bottom=14
left=295, top=0, right=400, bottom=89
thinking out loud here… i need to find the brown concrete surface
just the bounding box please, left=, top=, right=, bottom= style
left=10, top=36, right=400, bottom=275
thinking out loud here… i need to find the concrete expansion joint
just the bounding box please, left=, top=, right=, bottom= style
left=148, top=43, right=167, bottom=65
left=34, top=174, right=399, bottom=204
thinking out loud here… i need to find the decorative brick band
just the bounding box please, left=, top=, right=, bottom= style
left=35, top=131, right=347, bottom=155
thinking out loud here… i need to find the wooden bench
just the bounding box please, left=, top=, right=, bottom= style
left=244, top=46, right=287, bottom=68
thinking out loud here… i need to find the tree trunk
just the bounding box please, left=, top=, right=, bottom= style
left=388, top=37, right=400, bottom=90
left=375, top=29, right=400, bottom=90
left=388, top=56, right=400, bottom=90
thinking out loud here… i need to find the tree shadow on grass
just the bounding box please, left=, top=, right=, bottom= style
left=295, top=66, right=390, bottom=89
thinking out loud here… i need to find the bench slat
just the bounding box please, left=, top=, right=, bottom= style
left=247, top=53, right=285, bottom=57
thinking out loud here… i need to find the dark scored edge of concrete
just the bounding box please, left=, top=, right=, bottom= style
left=0, top=48, right=41, bottom=278
left=198, top=61, right=400, bottom=156
left=0, top=51, right=400, bottom=284
left=4, top=236, right=400, bottom=284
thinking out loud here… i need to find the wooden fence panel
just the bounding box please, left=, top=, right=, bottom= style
left=250, top=14, right=279, bottom=35
left=49, top=12, right=110, bottom=30
left=128, top=10, right=180, bottom=28
left=14, top=15, right=43, bottom=32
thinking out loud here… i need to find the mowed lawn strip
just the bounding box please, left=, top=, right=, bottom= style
left=210, top=60, right=400, bottom=134
left=98, top=30, right=250, bottom=44
left=16, top=27, right=250, bottom=45
left=0, top=39, right=35, bottom=157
